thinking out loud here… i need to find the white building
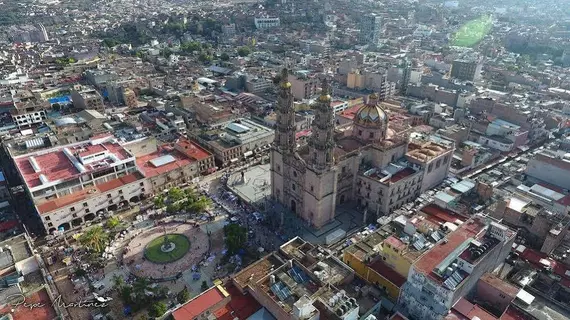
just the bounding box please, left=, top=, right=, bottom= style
left=12, top=134, right=147, bottom=233
left=254, top=17, right=280, bottom=29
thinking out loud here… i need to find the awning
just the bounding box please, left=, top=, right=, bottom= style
left=243, top=151, right=253, bottom=157
left=230, top=158, right=239, bottom=163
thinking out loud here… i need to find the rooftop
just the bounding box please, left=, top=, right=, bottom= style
left=415, top=219, right=486, bottom=284
left=172, top=285, right=228, bottom=320
left=213, top=283, right=261, bottom=320
left=368, top=259, right=407, bottom=287
left=14, top=135, right=132, bottom=189
left=0, top=288, right=57, bottom=320
left=136, top=148, right=194, bottom=178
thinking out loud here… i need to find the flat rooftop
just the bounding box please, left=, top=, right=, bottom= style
left=233, top=254, right=284, bottom=290
left=14, top=135, right=132, bottom=189
left=172, top=285, right=228, bottom=320
left=136, top=148, right=194, bottom=178
left=0, top=288, right=57, bottom=320
left=415, top=219, right=486, bottom=284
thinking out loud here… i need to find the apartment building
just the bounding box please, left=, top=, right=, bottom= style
left=254, top=17, right=280, bottom=29
left=71, top=88, right=105, bottom=113
left=288, top=72, right=319, bottom=100
left=399, top=219, right=515, bottom=320
left=450, top=59, right=482, bottom=82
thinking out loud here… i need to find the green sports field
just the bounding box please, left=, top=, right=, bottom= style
left=451, top=15, right=493, bottom=47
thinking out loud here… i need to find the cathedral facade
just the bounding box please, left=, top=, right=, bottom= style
left=271, top=69, right=454, bottom=229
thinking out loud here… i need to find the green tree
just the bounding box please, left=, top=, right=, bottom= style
left=154, top=195, right=165, bottom=208
left=106, top=216, right=121, bottom=229
left=181, top=41, right=201, bottom=53
left=237, top=46, right=251, bottom=57
left=148, top=301, right=168, bottom=318
left=168, top=187, right=184, bottom=202
left=79, top=226, right=109, bottom=253
left=166, top=202, right=181, bottom=214
left=112, top=274, right=125, bottom=291
left=201, top=280, right=209, bottom=292
left=177, top=287, right=191, bottom=304
left=223, top=224, right=247, bottom=255
left=220, top=53, right=230, bottom=61
left=187, top=195, right=212, bottom=213
left=198, top=52, right=212, bottom=63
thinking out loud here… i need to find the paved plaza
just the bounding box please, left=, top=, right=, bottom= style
left=228, top=164, right=366, bottom=245
left=123, top=222, right=209, bottom=279
left=227, top=164, right=271, bottom=206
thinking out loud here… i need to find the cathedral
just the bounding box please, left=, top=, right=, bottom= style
left=270, top=69, right=455, bottom=229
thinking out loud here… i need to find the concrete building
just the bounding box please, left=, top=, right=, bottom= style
left=346, top=70, right=396, bottom=100
left=196, top=118, right=274, bottom=166
left=526, top=150, right=570, bottom=190
left=107, top=83, right=138, bottom=108
left=9, top=91, right=49, bottom=128
left=288, top=72, right=319, bottom=100
left=271, top=70, right=454, bottom=228
left=11, top=134, right=146, bottom=233
left=71, top=89, right=105, bottom=113
left=232, top=237, right=359, bottom=320
left=254, top=17, right=280, bottom=29
left=450, top=59, right=482, bottom=82
left=359, top=13, right=383, bottom=46
left=399, top=218, right=516, bottom=320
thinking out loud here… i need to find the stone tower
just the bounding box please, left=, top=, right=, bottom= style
left=301, top=78, right=338, bottom=228
left=307, top=78, right=335, bottom=172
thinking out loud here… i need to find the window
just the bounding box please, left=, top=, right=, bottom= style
left=292, top=183, right=296, bottom=191
left=436, top=159, right=441, bottom=168
left=359, top=130, right=363, bottom=136
left=45, top=216, right=51, bottom=221
left=342, top=166, right=346, bottom=173
left=119, top=190, right=123, bottom=194
left=70, top=207, right=75, bottom=212
left=107, top=194, right=112, bottom=199
left=85, top=209, right=90, bottom=213
left=72, top=213, right=77, bottom=218
left=310, top=186, right=314, bottom=192
left=444, top=155, right=450, bottom=163
left=499, top=293, right=506, bottom=299
left=428, top=163, right=433, bottom=173
left=140, top=182, right=144, bottom=187
left=108, top=200, right=113, bottom=204
left=83, top=202, right=88, bottom=207
left=293, top=171, right=297, bottom=177
left=369, top=132, right=374, bottom=138
left=48, top=222, right=53, bottom=227
left=277, top=165, right=281, bottom=172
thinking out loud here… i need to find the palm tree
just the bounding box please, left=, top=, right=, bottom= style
left=112, top=274, right=125, bottom=291
left=133, top=277, right=152, bottom=299
left=106, top=216, right=121, bottom=229
left=79, top=226, right=109, bottom=253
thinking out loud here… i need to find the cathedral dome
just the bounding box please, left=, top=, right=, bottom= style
left=354, top=94, right=388, bottom=127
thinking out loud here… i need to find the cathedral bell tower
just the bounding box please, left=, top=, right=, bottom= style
left=308, top=78, right=335, bottom=172
left=274, top=68, right=297, bottom=153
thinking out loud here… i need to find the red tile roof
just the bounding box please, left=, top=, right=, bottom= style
left=415, top=220, right=485, bottom=283
left=384, top=236, right=406, bottom=251
left=500, top=305, right=527, bottom=320
left=0, top=288, right=57, bottom=320
left=479, top=274, right=520, bottom=298
left=449, top=298, right=497, bottom=320
left=420, top=204, right=466, bottom=224
left=172, top=286, right=227, bottom=320
left=15, top=140, right=132, bottom=189
left=213, top=284, right=261, bottom=320
left=136, top=149, right=194, bottom=178
left=175, top=138, right=212, bottom=161
left=390, top=167, right=416, bottom=183
left=368, top=259, right=406, bottom=287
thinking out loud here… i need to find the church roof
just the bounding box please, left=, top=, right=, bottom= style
left=354, top=94, right=388, bottom=127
